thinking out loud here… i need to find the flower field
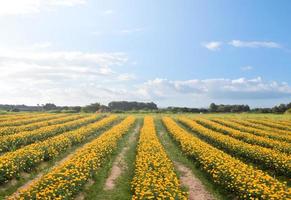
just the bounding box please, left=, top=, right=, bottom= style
left=131, top=116, right=187, bottom=199
left=0, top=113, right=290, bottom=199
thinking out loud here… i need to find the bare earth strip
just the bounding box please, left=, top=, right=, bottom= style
left=159, top=128, right=215, bottom=200
left=174, top=161, right=215, bottom=200
left=9, top=152, right=76, bottom=199
left=75, top=122, right=140, bottom=200
left=9, top=120, right=109, bottom=200
left=104, top=124, right=140, bottom=190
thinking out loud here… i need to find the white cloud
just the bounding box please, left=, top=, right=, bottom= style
left=0, top=0, right=86, bottom=16
left=1, top=48, right=290, bottom=107
left=0, top=46, right=137, bottom=105
left=0, top=46, right=290, bottom=107
left=202, top=41, right=222, bottom=51
left=0, top=49, right=128, bottom=68
left=241, top=65, right=253, bottom=71
left=136, top=77, right=291, bottom=102
left=117, top=73, right=136, bottom=81
left=229, top=40, right=281, bottom=48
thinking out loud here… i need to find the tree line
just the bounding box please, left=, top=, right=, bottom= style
left=0, top=101, right=290, bottom=114
left=0, top=101, right=158, bottom=113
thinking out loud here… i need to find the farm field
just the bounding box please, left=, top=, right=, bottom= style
left=0, top=113, right=290, bottom=200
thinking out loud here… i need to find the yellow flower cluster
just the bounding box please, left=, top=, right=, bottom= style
left=229, top=118, right=291, bottom=143
left=131, top=116, right=187, bottom=200
left=8, top=116, right=135, bottom=200
left=0, top=113, right=45, bottom=123
left=178, top=117, right=291, bottom=177
left=0, top=114, right=101, bottom=153
left=0, top=114, right=82, bottom=136
left=276, top=120, right=291, bottom=128
left=0, top=113, right=53, bottom=127
left=162, top=117, right=291, bottom=200
left=195, top=118, right=291, bottom=154
left=0, top=115, right=118, bottom=183
left=246, top=118, right=291, bottom=132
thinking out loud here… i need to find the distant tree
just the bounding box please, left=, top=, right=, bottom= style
left=99, top=105, right=110, bottom=112
left=81, top=103, right=101, bottom=113
left=271, top=103, right=290, bottom=114
left=285, top=108, right=291, bottom=114
left=250, top=108, right=272, bottom=113
left=162, top=107, right=208, bottom=113
left=209, top=103, right=250, bottom=113
left=108, top=101, right=158, bottom=111
left=42, top=103, right=57, bottom=111
left=62, top=106, right=69, bottom=110
left=230, top=105, right=250, bottom=112
left=71, top=106, right=82, bottom=113
left=10, top=108, right=20, bottom=112
left=209, top=103, right=218, bottom=112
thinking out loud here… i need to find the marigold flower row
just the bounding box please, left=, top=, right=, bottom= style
left=247, top=119, right=291, bottom=132
left=178, top=117, right=291, bottom=177
left=277, top=121, right=291, bottom=128
left=0, top=113, right=47, bottom=123
left=0, top=114, right=82, bottom=136
left=0, top=113, right=55, bottom=127
left=162, top=117, right=291, bottom=200
left=8, top=116, right=135, bottom=200
left=195, top=118, right=291, bottom=154
left=228, top=118, right=291, bottom=143
left=276, top=120, right=291, bottom=128
left=0, top=115, right=118, bottom=184
left=0, top=114, right=102, bottom=153
left=131, top=116, right=187, bottom=200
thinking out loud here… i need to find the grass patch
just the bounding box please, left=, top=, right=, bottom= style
left=0, top=117, right=123, bottom=199
left=154, top=116, right=232, bottom=200
left=84, top=118, right=142, bottom=200
left=176, top=119, right=290, bottom=185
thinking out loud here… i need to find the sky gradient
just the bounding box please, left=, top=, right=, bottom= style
left=0, top=0, right=290, bottom=108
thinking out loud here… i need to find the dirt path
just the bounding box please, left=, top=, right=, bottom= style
left=104, top=124, right=140, bottom=190
left=174, top=161, right=215, bottom=200
left=8, top=171, right=44, bottom=199
left=9, top=144, right=80, bottom=199
left=159, top=127, right=215, bottom=200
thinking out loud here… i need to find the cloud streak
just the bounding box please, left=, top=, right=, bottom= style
left=0, top=46, right=136, bottom=105
left=203, top=40, right=282, bottom=51
left=137, top=77, right=291, bottom=100
left=228, top=40, right=282, bottom=48
left=0, top=46, right=289, bottom=107
left=202, top=41, right=222, bottom=51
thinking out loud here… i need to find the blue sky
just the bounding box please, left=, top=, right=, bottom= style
left=0, top=0, right=290, bottom=107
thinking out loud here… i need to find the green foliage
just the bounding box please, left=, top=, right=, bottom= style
left=61, top=109, right=78, bottom=113
left=47, top=109, right=61, bottom=113
left=0, top=110, right=8, bottom=114
left=163, top=107, right=208, bottom=113
left=285, top=108, right=291, bottom=114
left=42, top=103, right=57, bottom=111
left=9, top=108, right=20, bottom=112
left=81, top=103, right=101, bottom=113
left=209, top=103, right=250, bottom=113
left=272, top=103, right=291, bottom=113
left=108, top=101, right=157, bottom=111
